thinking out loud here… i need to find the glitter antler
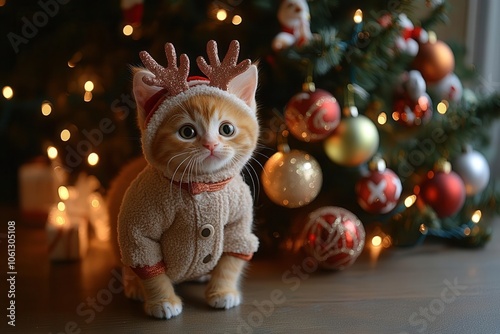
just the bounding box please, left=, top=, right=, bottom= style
left=139, top=43, right=190, bottom=96
left=197, top=40, right=251, bottom=91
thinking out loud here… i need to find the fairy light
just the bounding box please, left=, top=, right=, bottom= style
left=60, top=129, right=71, bottom=141
left=371, top=235, right=382, bottom=247
left=437, top=100, right=449, bottom=114
left=91, top=198, right=100, bottom=208
left=84, top=80, right=94, bottom=92
left=2, top=86, right=13, bottom=100
left=377, top=112, right=387, bottom=125
left=216, top=9, right=227, bottom=21
left=88, top=152, right=99, bottom=166
left=404, top=194, right=417, bottom=208
left=353, top=9, right=363, bottom=23
left=68, top=51, right=82, bottom=68
left=57, top=201, right=66, bottom=211
left=392, top=111, right=400, bottom=121
left=84, top=91, right=93, bottom=102
left=47, top=146, right=58, bottom=160
left=471, top=210, right=482, bottom=223
left=232, top=15, right=242, bottom=25
left=58, top=186, right=70, bottom=201
left=123, top=24, right=134, bottom=36
left=41, top=101, right=52, bottom=116
left=55, top=215, right=66, bottom=226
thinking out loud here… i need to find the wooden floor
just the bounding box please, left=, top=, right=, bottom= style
left=2, top=208, right=500, bottom=334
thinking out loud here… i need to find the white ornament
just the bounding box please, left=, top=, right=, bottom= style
left=427, top=72, right=463, bottom=102
left=395, top=14, right=428, bottom=56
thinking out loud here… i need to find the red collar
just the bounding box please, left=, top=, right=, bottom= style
left=170, top=177, right=233, bottom=195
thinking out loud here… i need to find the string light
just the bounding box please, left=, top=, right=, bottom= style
left=471, top=210, right=482, bottom=223
left=57, top=202, right=66, bottom=211
left=88, top=152, right=99, bottom=166
left=377, top=112, right=387, bottom=125
left=84, top=91, right=93, bottom=102
left=232, top=15, right=242, bottom=25
left=404, top=194, right=417, bottom=208
left=55, top=215, right=66, bottom=226
left=47, top=146, right=58, bottom=159
left=60, top=129, right=71, bottom=141
left=371, top=235, right=382, bottom=247
left=91, top=198, right=100, bottom=208
left=353, top=9, right=363, bottom=23
left=2, top=86, right=13, bottom=100
left=123, top=24, right=134, bottom=36
left=392, top=111, right=400, bottom=121
left=216, top=9, right=227, bottom=21
left=84, top=80, right=94, bottom=92
left=41, top=101, right=52, bottom=116
left=58, top=186, right=70, bottom=201
left=437, top=100, right=449, bottom=114
left=68, top=51, right=82, bottom=68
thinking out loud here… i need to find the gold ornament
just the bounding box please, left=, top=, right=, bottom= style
left=324, top=106, right=379, bottom=166
left=412, top=39, right=455, bottom=83
left=262, top=149, right=322, bottom=208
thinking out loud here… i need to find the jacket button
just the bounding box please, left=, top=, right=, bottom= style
left=200, top=224, right=214, bottom=238
left=202, top=254, right=212, bottom=263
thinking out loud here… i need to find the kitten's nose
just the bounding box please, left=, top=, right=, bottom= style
left=203, top=142, right=219, bottom=152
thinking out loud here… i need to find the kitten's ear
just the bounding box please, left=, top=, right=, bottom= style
left=132, top=68, right=162, bottom=130
left=228, top=64, right=258, bottom=112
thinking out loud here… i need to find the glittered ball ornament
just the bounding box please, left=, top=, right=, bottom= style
left=452, top=146, right=490, bottom=196
left=412, top=39, right=455, bottom=83
left=324, top=106, right=379, bottom=166
left=302, top=206, right=365, bottom=270
left=416, top=160, right=466, bottom=218
left=285, top=86, right=341, bottom=142
left=393, top=93, right=433, bottom=127
left=355, top=158, right=402, bottom=214
left=262, top=149, right=322, bottom=208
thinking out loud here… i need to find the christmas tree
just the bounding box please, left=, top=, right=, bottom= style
left=2, top=0, right=499, bottom=265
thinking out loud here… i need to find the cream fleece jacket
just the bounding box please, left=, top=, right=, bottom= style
left=118, top=165, right=259, bottom=284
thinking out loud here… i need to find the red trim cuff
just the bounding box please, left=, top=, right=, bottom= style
left=131, top=262, right=166, bottom=280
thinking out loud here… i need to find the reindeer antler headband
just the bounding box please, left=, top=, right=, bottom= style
left=140, top=40, right=251, bottom=96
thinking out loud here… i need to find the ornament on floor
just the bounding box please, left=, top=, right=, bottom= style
left=427, top=72, right=463, bottom=103
left=284, top=80, right=340, bottom=142
left=395, top=14, right=428, bottom=56
left=301, top=206, right=365, bottom=270
left=412, top=35, right=455, bottom=84
left=393, top=70, right=433, bottom=126
left=121, top=0, right=144, bottom=26
left=355, top=156, right=402, bottom=214
left=452, top=145, right=490, bottom=196
left=324, top=89, right=379, bottom=166
left=262, top=137, right=322, bottom=208
left=272, top=0, right=313, bottom=51
left=415, top=159, right=466, bottom=218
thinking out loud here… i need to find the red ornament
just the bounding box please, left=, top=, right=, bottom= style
left=416, top=161, right=466, bottom=218
left=356, top=159, right=402, bottom=214
left=285, top=88, right=341, bottom=142
left=393, top=93, right=432, bottom=127
left=302, top=207, right=365, bottom=270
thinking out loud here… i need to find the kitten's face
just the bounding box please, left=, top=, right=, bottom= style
left=151, top=94, right=258, bottom=179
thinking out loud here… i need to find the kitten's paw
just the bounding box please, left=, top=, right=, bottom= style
left=206, top=289, right=241, bottom=309
left=144, top=296, right=183, bottom=319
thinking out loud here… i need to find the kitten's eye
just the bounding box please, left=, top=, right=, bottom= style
left=219, top=122, right=235, bottom=137
left=178, top=125, right=197, bottom=139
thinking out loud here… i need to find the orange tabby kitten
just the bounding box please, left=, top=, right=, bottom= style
left=117, top=41, right=260, bottom=319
